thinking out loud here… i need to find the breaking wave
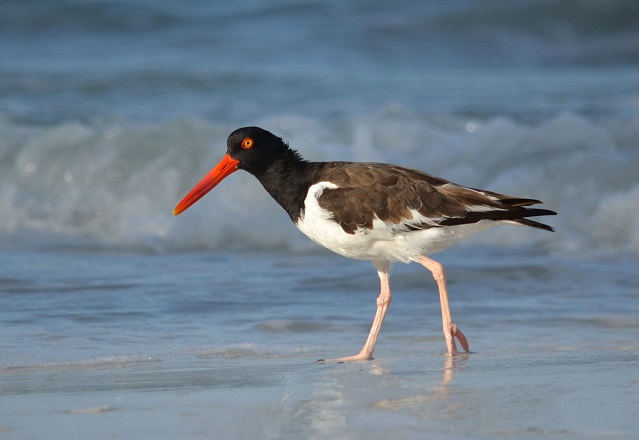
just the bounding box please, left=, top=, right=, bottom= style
left=2, top=112, right=638, bottom=255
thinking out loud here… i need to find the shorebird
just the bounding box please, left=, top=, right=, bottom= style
left=174, top=127, right=556, bottom=362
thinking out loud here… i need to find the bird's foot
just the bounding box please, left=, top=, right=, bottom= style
left=444, top=322, right=470, bottom=356
left=317, top=351, right=373, bottom=363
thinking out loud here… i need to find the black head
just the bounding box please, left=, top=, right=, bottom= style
left=226, top=126, right=292, bottom=176
left=173, top=126, right=305, bottom=215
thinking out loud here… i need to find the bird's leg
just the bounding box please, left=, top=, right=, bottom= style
left=318, top=269, right=391, bottom=363
left=418, top=256, right=469, bottom=356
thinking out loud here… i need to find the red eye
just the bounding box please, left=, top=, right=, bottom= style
left=241, top=137, right=254, bottom=149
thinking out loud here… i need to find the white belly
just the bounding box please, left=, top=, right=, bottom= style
left=295, top=182, right=494, bottom=264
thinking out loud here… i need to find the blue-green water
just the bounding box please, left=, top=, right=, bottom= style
left=1, top=249, right=638, bottom=439
left=1, top=0, right=639, bottom=438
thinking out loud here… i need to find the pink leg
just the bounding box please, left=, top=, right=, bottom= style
left=418, top=256, right=469, bottom=356
left=318, top=268, right=391, bottom=363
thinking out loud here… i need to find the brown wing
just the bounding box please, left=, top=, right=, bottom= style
left=316, top=162, right=555, bottom=234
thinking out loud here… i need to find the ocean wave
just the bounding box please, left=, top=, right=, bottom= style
left=2, top=0, right=638, bottom=68
left=0, top=1, right=183, bottom=33
left=1, top=113, right=637, bottom=255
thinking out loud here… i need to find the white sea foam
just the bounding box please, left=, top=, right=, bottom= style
left=1, top=113, right=637, bottom=255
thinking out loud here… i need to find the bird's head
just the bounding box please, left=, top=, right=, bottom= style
left=173, top=126, right=287, bottom=215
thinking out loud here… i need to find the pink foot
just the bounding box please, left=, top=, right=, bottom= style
left=317, top=352, right=373, bottom=363
left=444, top=322, right=470, bottom=356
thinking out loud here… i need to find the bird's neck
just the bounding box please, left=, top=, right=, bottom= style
left=253, top=149, right=315, bottom=223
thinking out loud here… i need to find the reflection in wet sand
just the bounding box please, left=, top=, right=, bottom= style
left=370, top=355, right=469, bottom=418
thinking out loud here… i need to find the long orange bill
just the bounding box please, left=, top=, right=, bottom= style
left=173, top=153, right=240, bottom=215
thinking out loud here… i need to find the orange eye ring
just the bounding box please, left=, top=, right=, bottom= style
left=241, top=137, right=254, bottom=149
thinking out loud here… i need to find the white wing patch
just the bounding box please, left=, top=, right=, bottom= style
left=466, top=204, right=507, bottom=212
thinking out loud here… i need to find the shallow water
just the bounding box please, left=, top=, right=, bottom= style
left=1, top=0, right=639, bottom=438
left=4, top=350, right=638, bottom=439
left=1, top=248, right=638, bottom=439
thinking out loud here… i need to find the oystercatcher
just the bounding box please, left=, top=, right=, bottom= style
left=174, top=126, right=556, bottom=362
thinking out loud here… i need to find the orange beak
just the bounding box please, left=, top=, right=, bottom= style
left=173, top=153, right=240, bottom=215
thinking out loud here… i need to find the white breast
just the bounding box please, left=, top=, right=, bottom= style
left=295, top=181, right=496, bottom=264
